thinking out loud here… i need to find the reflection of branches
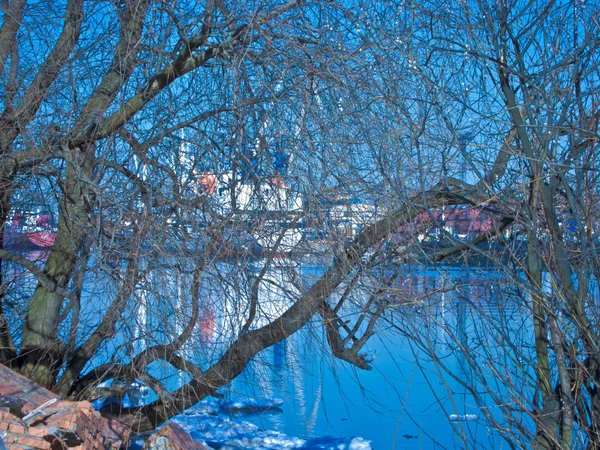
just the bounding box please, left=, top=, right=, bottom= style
left=91, top=187, right=472, bottom=429
left=55, top=257, right=149, bottom=396
left=132, top=262, right=202, bottom=370
left=241, top=215, right=302, bottom=334
left=390, top=294, right=535, bottom=448
left=68, top=262, right=214, bottom=403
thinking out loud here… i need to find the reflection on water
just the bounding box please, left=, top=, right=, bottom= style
left=3, top=250, right=533, bottom=448
left=175, top=265, right=533, bottom=449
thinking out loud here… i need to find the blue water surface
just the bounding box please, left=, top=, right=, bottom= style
left=170, top=265, right=530, bottom=449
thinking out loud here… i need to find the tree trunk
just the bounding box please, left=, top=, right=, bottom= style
left=19, top=157, right=92, bottom=388
left=525, top=203, right=558, bottom=450
left=0, top=176, right=16, bottom=364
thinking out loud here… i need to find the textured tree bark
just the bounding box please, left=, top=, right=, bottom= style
left=19, top=157, right=92, bottom=387
left=0, top=177, right=16, bottom=364
left=0, top=0, right=27, bottom=74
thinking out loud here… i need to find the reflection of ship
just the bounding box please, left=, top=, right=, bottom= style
left=200, top=306, right=216, bottom=343
left=4, top=209, right=56, bottom=249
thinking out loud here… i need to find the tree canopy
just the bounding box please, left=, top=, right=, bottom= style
left=1, top=0, right=599, bottom=447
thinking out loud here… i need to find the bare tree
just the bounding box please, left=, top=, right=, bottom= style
left=0, top=0, right=430, bottom=431
left=1, top=0, right=600, bottom=446
left=357, top=1, right=600, bottom=448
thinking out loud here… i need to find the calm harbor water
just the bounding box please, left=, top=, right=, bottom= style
left=171, top=265, right=532, bottom=449
left=8, top=253, right=531, bottom=448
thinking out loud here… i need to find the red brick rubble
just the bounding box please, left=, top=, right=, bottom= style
left=0, top=364, right=129, bottom=449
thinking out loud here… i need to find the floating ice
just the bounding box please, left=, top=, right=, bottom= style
left=348, top=437, right=372, bottom=449
left=218, top=397, right=284, bottom=412
left=449, top=414, right=478, bottom=421
left=299, top=436, right=372, bottom=450
left=183, top=402, right=220, bottom=416
left=170, top=399, right=372, bottom=450
left=92, top=379, right=151, bottom=409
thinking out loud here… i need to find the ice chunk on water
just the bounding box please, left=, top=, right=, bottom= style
left=348, top=437, right=372, bottom=449
left=449, top=414, right=478, bottom=421
left=173, top=402, right=371, bottom=450
left=173, top=398, right=370, bottom=450
left=302, top=436, right=372, bottom=450
left=218, top=397, right=284, bottom=412
left=183, top=401, right=220, bottom=416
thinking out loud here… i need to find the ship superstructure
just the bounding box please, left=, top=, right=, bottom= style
left=195, top=144, right=303, bottom=253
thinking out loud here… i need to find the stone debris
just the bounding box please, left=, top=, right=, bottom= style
left=141, top=423, right=209, bottom=450
left=0, top=364, right=129, bottom=449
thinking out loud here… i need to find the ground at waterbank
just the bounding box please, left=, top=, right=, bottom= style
left=0, top=363, right=128, bottom=449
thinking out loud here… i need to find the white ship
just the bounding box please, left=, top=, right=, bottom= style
left=197, top=171, right=303, bottom=253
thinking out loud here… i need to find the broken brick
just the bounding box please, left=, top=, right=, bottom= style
left=0, top=364, right=130, bottom=449
left=17, top=436, right=52, bottom=449
left=7, top=424, right=26, bottom=434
